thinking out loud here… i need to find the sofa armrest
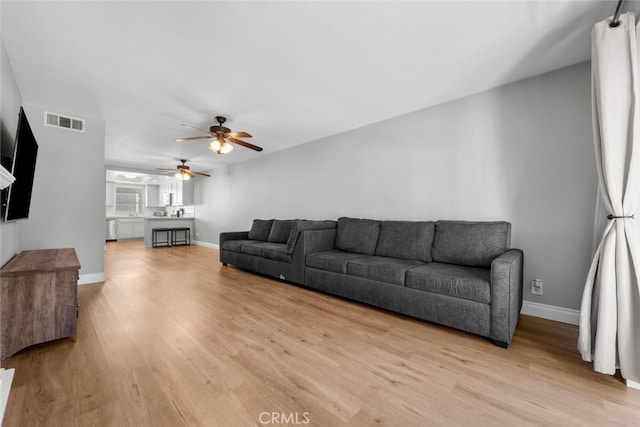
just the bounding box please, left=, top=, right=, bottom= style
left=489, top=249, right=524, bottom=346
left=219, top=231, right=250, bottom=264
left=291, top=228, right=337, bottom=266
left=286, top=220, right=337, bottom=254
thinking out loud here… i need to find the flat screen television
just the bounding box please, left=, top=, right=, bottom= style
left=2, top=107, right=38, bottom=221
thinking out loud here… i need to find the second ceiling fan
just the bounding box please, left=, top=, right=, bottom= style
left=176, top=116, right=263, bottom=154
left=156, top=159, right=210, bottom=180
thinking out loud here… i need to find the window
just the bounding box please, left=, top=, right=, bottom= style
left=115, top=185, right=144, bottom=215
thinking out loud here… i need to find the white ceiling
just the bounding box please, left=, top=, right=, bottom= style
left=1, top=1, right=635, bottom=173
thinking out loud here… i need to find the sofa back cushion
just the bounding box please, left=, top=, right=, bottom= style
left=335, top=217, right=381, bottom=255
left=268, top=220, right=295, bottom=243
left=248, top=219, right=274, bottom=241
left=432, top=220, right=511, bottom=268
left=375, top=221, right=435, bottom=262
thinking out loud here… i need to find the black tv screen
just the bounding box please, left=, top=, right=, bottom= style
left=2, top=107, right=38, bottom=221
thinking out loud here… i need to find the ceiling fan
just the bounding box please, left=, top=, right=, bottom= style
left=156, top=159, right=210, bottom=180
left=175, top=116, right=263, bottom=154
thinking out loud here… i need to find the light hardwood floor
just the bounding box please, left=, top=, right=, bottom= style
left=2, top=240, right=639, bottom=426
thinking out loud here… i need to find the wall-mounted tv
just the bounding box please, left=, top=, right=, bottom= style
left=2, top=107, right=39, bottom=222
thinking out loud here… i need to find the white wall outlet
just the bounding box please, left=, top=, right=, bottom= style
left=531, top=279, right=543, bottom=295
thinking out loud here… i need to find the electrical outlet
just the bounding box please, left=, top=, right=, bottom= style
left=531, top=279, right=543, bottom=296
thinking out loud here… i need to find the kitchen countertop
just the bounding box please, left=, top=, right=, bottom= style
left=144, top=217, right=194, bottom=220
left=107, top=216, right=194, bottom=220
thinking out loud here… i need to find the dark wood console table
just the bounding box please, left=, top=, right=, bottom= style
left=0, top=248, right=80, bottom=359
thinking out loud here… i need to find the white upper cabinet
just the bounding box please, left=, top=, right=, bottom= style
left=106, top=182, right=115, bottom=206
left=145, top=184, right=162, bottom=207
left=172, top=179, right=194, bottom=206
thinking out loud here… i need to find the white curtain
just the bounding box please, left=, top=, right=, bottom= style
left=579, top=12, right=640, bottom=384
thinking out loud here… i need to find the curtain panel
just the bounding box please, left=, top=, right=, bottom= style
left=579, top=12, right=640, bottom=384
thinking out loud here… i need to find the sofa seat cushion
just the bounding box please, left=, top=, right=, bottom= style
left=375, top=221, right=435, bottom=262
left=335, top=217, right=381, bottom=255
left=238, top=242, right=268, bottom=257
left=347, top=256, right=425, bottom=286
left=405, top=262, right=491, bottom=303
left=222, top=239, right=262, bottom=253
left=432, top=221, right=511, bottom=268
left=306, top=250, right=370, bottom=274
left=261, top=243, right=292, bottom=263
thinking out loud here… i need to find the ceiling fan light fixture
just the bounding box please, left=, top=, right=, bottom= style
left=175, top=171, right=191, bottom=180
left=220, top=141, right=234, bottom=154
left=208, top=137, right=222, bottom=153
left=207, top=135, right=234, bottom=155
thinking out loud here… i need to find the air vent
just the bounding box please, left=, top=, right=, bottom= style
left=44, top=111, right=85, bottom=132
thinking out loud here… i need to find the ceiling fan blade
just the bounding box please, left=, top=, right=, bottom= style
left=181, top=124, right=214, bottom=135
left=175, top=136, right=212, bottom=142
left=227, top=136, right=263, bottom=152
left=225, top=131, right=252, bottom=139
left=192, top=171, right=211, bottom=177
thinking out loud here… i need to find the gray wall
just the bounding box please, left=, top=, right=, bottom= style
left=195, top=62, right=596, bottom=311
left=2, top=40, right=106, bottom=280
left=20, top=104, right=105, bottom=279
left=0, top=37, right=23, bottom=266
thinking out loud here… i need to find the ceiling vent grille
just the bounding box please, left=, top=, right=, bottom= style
left=44, top=111, right=85, bottom=132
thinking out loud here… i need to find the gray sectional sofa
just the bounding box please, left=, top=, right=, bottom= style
left=219, top=219, right=337, bottom=285
left=220, top=217, right=523, bottom=347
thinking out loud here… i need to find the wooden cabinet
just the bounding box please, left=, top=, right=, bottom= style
left=117, top=218, right=144, bottom=239
left=0, top=248, right=80, bottom=359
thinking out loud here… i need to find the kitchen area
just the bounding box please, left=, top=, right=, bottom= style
left=105, top=170, right=195, bottom=247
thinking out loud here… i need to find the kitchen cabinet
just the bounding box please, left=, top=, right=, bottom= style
left=145, top=184, right=162, bottom=207
left=161, top=182, right=173, bottom=205
left=173, top=179, right=194, bottom=206
left=106, top=181, right=115, bottom=206
left=174, top=181, right=183, bottom=205
left=156, top=180, right=194, bottom=206
left=117, top=218, right=144, bottom=239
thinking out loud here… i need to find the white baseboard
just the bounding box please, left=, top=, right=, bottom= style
left=194, top=241, right=219, bottom=249
left=0, top=368, right=15, bottom=426
left=626, top=379, right=640, bottom=390
left=521, top=301, right=579, bottom=326
left=78, top=272, right=105, bottom=285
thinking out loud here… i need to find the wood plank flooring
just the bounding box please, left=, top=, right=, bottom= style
left=2, top=240, right=640, bottom=426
